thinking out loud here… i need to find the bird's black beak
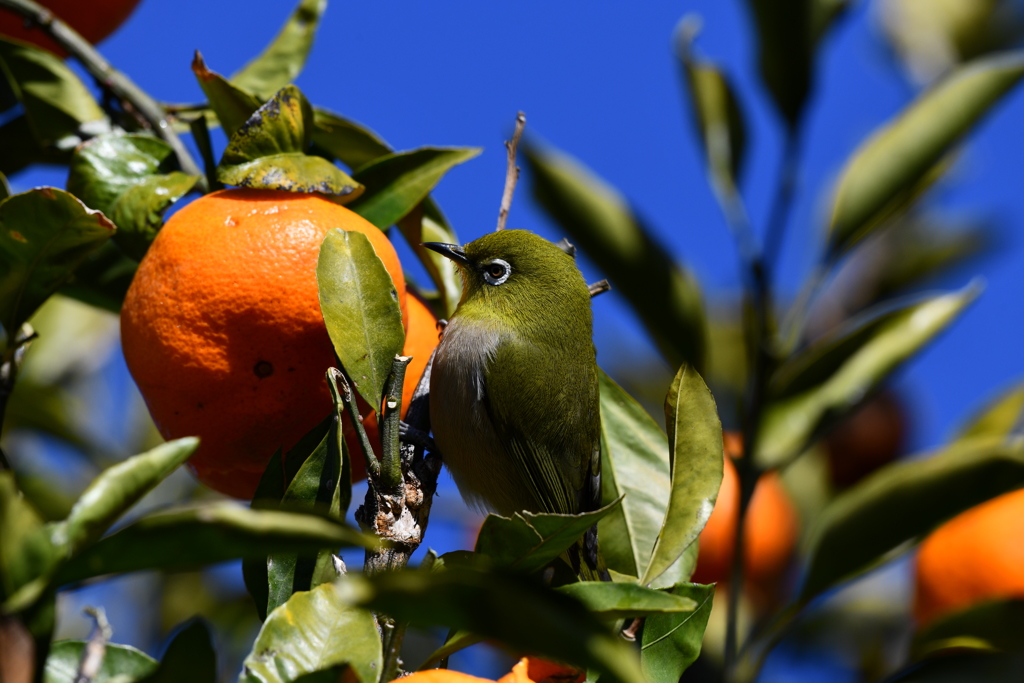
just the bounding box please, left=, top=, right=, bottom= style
left=422, top=242, right=471, bottom=267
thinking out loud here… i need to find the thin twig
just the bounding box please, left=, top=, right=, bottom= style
left=588, top=279, right=611, bottom=298
left=495, top=111, right=526, bottom=232
left=75, top=607, right=111, bottom=683
left=380, top=356, right=411, bottom=495
left=327, top=368, right=380, bottom=480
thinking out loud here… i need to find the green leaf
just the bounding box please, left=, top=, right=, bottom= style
left=597, top=371, right=671, bottom=579
left=0, top=114, right=72, bottom=176
left=556, top=582, right=697, bottom=620
left=244, top=449, right=286, bottom=621
left=0, top=187, right=115, bottom=346
left=911, top=599, right=1024, bottom=660
left=338, top=565, right=645, bottom=683
left=43, top=641, right=157, bottom=683
left=398, top=200, right=463, bottom=317
left=54, top=438, right=199, bottom=558
left=59, top=241, right=137, bottom=313
left=642, top=364, right=722, bottom=586
left=55, top=503, right=372, bottom=585
left=192, top=52, right=264, bottom=139
left=885, top=653, right=1024, bottom=682
left=828, top=53, right=1024, bottom=257
left=759, top=286, right=978, bottom=468
left=241, top=582, right=381, bottom=683
left=231, top=0, right=327, bottom=100
left=218, top=85, right=363, bottom=198
left=0, top=36, right=106, bottom=147
left=526, top=144, right=707, bottom=372
left=0, top=171, right=9, bottom=201
left=347, top=147, right=481, bottom=229
left=67, top=134, right=199, bottom=260
left=640, top=583, right=715, bottom=683
left=799, top=436, right=1024, bottom=603
left=955, top=381, right=1024, bottom=442
left=0, top=471, right=56, bottom=601
left=311, top=109, right=392, bottom=171
left=139, top=619, right=216, bottom=683
left=317, top=229, right=405, bottom=412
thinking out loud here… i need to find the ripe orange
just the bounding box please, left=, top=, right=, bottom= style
left=498, top=658, right=584, bottom=683
left=914, top=487, right=1024, bottom=626
left=691, top=432, right=800, bottom=603
left=0, top=0, right=142, bottom=57
left=395, top=672, right=492, bottom=683
left=121, top=189, right=407, bottom=499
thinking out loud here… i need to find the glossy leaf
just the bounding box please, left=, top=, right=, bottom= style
left=241, top=582, right=381, bottom=683
left=348, top=147, right=480, bottom=229
left=317, top=229, right=405, bottom=412
left=955, top=381, right=1024, bottom=442
left=911, top=599, right=1024, bottom=660
left=0, top=471, right=56, bottom=601
left=139, top=620, right=216, bottom=683
left=799, top=436, right=1024, bottom=603
left=67, top=134, right=199, bottom=260
left=642, top=364, right=722, bottom=586
left=311, top=109, right=392, bottom=171
left=556, top=581, right=697, bottom=620
left=218, top=85, right=363, bottom=198
left=828, top=53, right=1024, bottom=257
left=192, top=52, right=263, bottom=138
left=526, top=144, right=707, bottom=372
left=55, top=503, right=372, bottom=585
left=759, top=287, right=977, bottom=468
left=338, top=566, right=645, bottom=683
left=58, top=241, right=137, bottom=313
left=0, top=188, right=115, bottom=345
left=598, top=371, right=671, bottom=579
left=231, top=0, right=327, bottom=99
left=641, top=583, right=715, bottom=683
left=44, top=641, right=157, bottom=683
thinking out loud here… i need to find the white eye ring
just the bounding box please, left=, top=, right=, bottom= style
left=482, top=259, right=511, bottom=285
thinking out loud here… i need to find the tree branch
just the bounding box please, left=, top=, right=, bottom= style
left=495, top=111, right=526, bottom=232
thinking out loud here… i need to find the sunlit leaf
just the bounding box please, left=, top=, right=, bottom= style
left=556, top=581, right=697, bottom=620
left=192, top=52, right=263, bottom=138
left=317, top=229, right=405, bottom=412
left=139, top=619, right=216, bottom=683
left=954, top=380, right=1024, bottom=442
left=231, top=0, right=327, bottom=99
left=641, top=583, right=715, bottom=683
left=912, top=599, right=1024, bottom=660
left=43, top=641, right=157, bottom=683
left=311, top=109, right=392, bottom=171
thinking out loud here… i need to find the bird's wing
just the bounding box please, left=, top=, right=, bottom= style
left=482, top=334, right=601, bottom=516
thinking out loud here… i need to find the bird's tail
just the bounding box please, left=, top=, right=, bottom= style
left=564, top=523, right=611, bottom=582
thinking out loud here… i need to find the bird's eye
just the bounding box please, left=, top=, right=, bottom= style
left=482, top=259, right=511, bottom=286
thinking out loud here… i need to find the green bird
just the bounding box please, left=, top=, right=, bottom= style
left=424, top=229, right=603, bottom=578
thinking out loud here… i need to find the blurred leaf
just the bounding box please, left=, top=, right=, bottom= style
left=886, top=652, right=1024, bottom=682
left=56, top=503, right=372, bottom=585
left=192, top=52, right=264, bottom=138
left=0, top=114, right=72, bottom=176
left=317, top=229, right=405, bottom=412
left=55, top=437, right=199, bottom=557
left=0, top=36, right=105, bottom=147
left=59, top=241, right=137, bottom=313
left=641, top=583, right=715, bottom=683
left=43, top=641, right=157, bottom=683
left=0, top=172, right=8, bottom=200
left=526, top=144, right=707, bottom=372
left=311, top=109, right=391, bottom=170
left=642, top=364, right=722, bottom=586
left=828, top=53, right=1024, bottom=257
left=67, top=134, right=199, bottom=260
left=912, top=599, right=1024, bottom=660
left=0, top=471, right=56, bottom=601
left=420, top=630, right=484, bottom=670
left=139, top=619, right=216, bottom=683
left=955, top=380, right=1024, bottom=442
left=338, top=565, right=645, bottom=683
left=556, top=582, right=697, bottom=620
left=219, top=86, right=363, bottom=198
left=398, top=200, right=463, bottom=317
left=231, top=0, right=327, bottom=99
left=598, top=372, right=671, bottom=579
left=0, top=187, right=115, bottom=346
left=759, top=286, right=978, bottom=468
left=241, top=582, right=381, bottom=683
left=244, top=449, right=286, bottom=621
left=347, top=147, right=480, bottom=229
left=799, top=436, right=1024, bottom=603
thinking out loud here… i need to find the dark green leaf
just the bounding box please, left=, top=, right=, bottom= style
left=0, top=187, right=115, bottom=346
left=955, top=381, right=1024, bottom=442
left=218, top=86, right=363, bottom=198
left=56, top=503, right=372, bottom=585
left=338, top=566, right=645, bottom=683
left=419, top=630, right=484, bottom=671
left=759, top=286, right=977, bottom=468
left=311, top=109, right=392, bottom=171
left=886, top=653, right=1024, bottom=683
left=828, top=53, right=1024, bottom=257
left=526, top=144, right=707, bottom=372
left=556, top=581, right=697, bottom=620
left=59, top=241, right=137, bottom=313
left=67, top=134, right=199, bottom=260
left=640, top=583, right=715, bottom=683
left=140, top=619, right=216, bottom=683
left=0, top=171, right=9, bottom=201
left=799, top=436, right=1024, bottom=603
left=192, top=52, right=264, bottom=139
left=0, top=471, right=56, bottom=601
left=347, top=147, right=480, bottom=229
left=0, top=114, right=72, bottom=176
left=43, top=641, right=157, bottom=683
left=241, top=582, right=381, bottom=683
left=643, top=364, right=722, bottom=586
left=244, top=449, right=286, bottom=621
left=231, top=0, right=327, bottom=99
left=912, top=599, right=1024, bottom=660
left=317, top=229, right=405, bottom=412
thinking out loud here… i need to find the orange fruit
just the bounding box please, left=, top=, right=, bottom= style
left=0, top=0, right=142, bottom=57
left=691, top=432, right=800, bottom=603
left=394, top=671, right=492, bottom=683
left=121, top=189, right=407, bottom=499
left=498, top=658, right=584, bottom=683
left=825, top=390, right=908, bottom=489
left=914, top=487, right=1024, bottom=626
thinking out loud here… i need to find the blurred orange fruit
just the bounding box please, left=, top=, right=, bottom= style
left=397, top=671, right=492, bottom=683
left=914, top=487, right=1024, bottom=626
left=498, top=658, right=584, bottom=683
left=825, top=390, right=908, bottom=489
left=121, top=189, right=407, bottom=499
left=0, top=0, right=142, bottom=57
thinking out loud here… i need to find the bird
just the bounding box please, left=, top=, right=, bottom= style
left=424, top=229, right=603, bottom=578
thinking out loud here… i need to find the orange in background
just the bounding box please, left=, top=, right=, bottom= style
left=0, top=0, right=142, bottom=57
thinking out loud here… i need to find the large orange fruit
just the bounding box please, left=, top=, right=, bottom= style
left=0, top=0, right=142, bottom=57
left=691, top=432, right=799, bottom=604
left=914, top=487, right=1024, bottom=626
left=121, top=189, right=407, bottom=499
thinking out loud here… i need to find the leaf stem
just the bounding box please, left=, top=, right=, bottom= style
left=328, top=368, right=380, bottom=480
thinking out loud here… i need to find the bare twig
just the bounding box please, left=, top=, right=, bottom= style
left=495, top=111, right=527, bottom=232
left=74, top=607, right=111, bottom=683
left=327, top=368, right=380, bottom=480
left=588, top=280, right=611, bottom=298
left=379, top=356, right=411, bottom=495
